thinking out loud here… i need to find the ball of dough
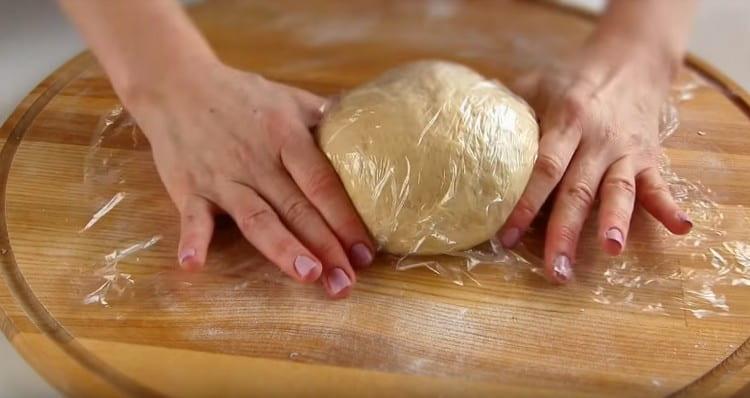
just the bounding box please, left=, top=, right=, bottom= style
left=317, top=60, right=539, bottom=255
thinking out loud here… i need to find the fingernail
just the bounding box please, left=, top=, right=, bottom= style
left=605, top=227, right=624, bottom=250
left=179, top=248, right=196, bottom=266
left=677, top=211, right=693, bottom=227
left=349, top=243, right=373, bottom=267
left=294, top=255, right=320, bottom=279
left=501, top=228, right=521, bottom=248
left=327, top=268, right=351, bottom=295
left=552, top=255, right=573, bottom=283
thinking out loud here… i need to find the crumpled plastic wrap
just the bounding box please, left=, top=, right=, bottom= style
left=77, top=3, right=750, bottom=322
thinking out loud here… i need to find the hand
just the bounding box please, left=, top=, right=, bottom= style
left=124, top=60, right=375, bottom=298
left=498, top=39, right=692, bottom=283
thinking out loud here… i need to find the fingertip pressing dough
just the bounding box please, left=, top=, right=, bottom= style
left=317, top=60, right=539, bottom=255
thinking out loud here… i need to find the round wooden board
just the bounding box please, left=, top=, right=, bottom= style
left=2, top=1, right=750, bottom=397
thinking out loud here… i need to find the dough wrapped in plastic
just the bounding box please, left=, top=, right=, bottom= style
left=317, top=60, right=539, bottom=255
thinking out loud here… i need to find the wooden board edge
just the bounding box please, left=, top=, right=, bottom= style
left=0, top=52, right=163, bottom=398
left=0, top=52, right=94, bottom=140
left=10, top=332, right=128, bottom=398
left=686, top=55, right=750, bottom=118
left=0, top=51, right=94, bottom=338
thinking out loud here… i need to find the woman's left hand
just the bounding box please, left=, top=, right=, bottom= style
left=498, top=38, right=693, bottom=283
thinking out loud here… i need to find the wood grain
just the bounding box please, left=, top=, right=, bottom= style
left=1, top=1, right=750, bottom=397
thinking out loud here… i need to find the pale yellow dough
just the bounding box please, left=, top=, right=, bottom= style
left=317, top=61, right=539, bottom=255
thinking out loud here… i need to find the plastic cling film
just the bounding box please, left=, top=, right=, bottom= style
left=659, top=71, right=710, bottom=143
left=80, top=192, right=127, bottom=233
left=84, top=235, right=162, bottom=306
left=317, top=60, right=539, bottom=256
left=79, top=106, right=177, bottom=307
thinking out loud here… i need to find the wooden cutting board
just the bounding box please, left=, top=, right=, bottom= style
left=2, top=1, right=750, bottom=397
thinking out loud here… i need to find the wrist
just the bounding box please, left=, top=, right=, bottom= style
left=586, top=0, right=692, bottom=87
left=577, top=34, right=682, bottom=90
left=115, top=49, right=221, bottom=112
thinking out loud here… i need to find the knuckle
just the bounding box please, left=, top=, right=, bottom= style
left=282, top=197, right=316, bottom=225
left=602, top=125, right=618, bottom=144
left=555, top=223, right=578, bottom=246
left=626, top=130, right=644, bottom=148
left=560, top=91, right=593, bottom=128
left=180, top=231, right=204, bottom=247
left=603, top=176, right=636, bottom=198
left=182, top=168, right=214, bottom=191
left=540, top=74, right=562, bottom=91
left=562, top=93, right=585, bottom=122
left=534, top=153, right=565, bottom=181
left=238, top=207, right=277, bottom=232
left=231, top=144, right=255, bottom=164
left=634, top=97, right=651, bottom=115
left=513, top=196, right=539, bottom=221
left=305, top=167, right=341, bottom=198
left=247, top=73, right=267, bottom=87
left=643, top=147, right=663, bottom=164
left=337, top=214, right=367, bottom=236
left=566, top=181, right=596, bottom=209
left=644, top=180, right=671, bottom=198
left=181, top=172, right=199, bottom=189
left=262, top=109, right=293, bottom=137
left=272, top=238, right=297, bottom=261
left=605, top=207, right=632, bottom=225
left=312, top=237, right=342, bottom=258
left=183, top=212, right=199, bottom=225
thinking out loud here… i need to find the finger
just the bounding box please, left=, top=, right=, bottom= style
left=597, top=158, right=636, bottom=256
left=214, top=181, right=324, bottom=285
left=178, top=195, right=215, bottom=271
left=254, top=168, right=357, bottom=298
left=544, top=153, right=608, bottom=284
left=635, top=166, right=692, bottom=235
left=281, top=129, right=376, bottom=269
left=498, top=114, right=582, bottom=248
left=287, top=86, right=327, bottom=127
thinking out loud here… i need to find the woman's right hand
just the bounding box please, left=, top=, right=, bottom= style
left=123, top=59, right=375, bottom=299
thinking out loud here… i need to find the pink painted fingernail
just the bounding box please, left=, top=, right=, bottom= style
left=349, top=243, right=373, bottom=268
left=327, top=268, right=351, bottom=295
left=501, top=228, right=521, bottom=248
left=552, top=254, right=573, bottom=283
left=179, top=248, right=196, bottom=267
left=677, top=211, right=693, bottom=227
left=294, top=255, right=320, bottom=279
left=605, top=227, right=624, bottom=250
